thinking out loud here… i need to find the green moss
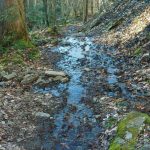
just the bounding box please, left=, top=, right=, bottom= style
left=109, top=142, right=121, bottom=150
left=134, top=48, right=142, bottom=56
left=13, top=39, right=35, bottom=50
left=109, top=112, right=150, bottom=150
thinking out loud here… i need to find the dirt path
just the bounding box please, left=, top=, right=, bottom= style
left=0, top=27, right=149, bottom=150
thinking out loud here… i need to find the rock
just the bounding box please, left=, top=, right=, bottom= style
left=21, top=74, right=39, bottom=85
left=141, top=53, right=150, bottom=63
left=114, top=137, right=125, bottom=145
left=83, top=68, right=91, bottom=72
left=127, top=116, right=145, bottom=128
left=34, top=77, right=50, bottom=87
left=45, top=70, right=66, bottom=77
left=125, top=131, right=132, bottom=140
left=109, top=112, right=150, bottom=150
left=142, top=144, right=150, bottom=150
left=0, top=71, right=17, bottom=81
left=53, top=76, right=69, bottom=83
left=45, top=93, right=53, bottom=99
left=95, top=115, right=101, bottom=119
left=60, top=77, right=69, bottom=83
left=3, top=72, right=17, bottom=81
left=35, top=112, right=50, bottom=118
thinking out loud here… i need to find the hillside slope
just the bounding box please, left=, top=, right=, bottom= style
left=82, top=0, right=150, bottom=55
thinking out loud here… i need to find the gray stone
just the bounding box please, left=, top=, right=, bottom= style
left=84, top=68, right=91, bottom=72
left=60, top=77, right=69, bottom=83
left=34, top=77, right=50, bottom=87
left=52, top=75, right=69, bottom=83
left=142, top=144, right=150, bottom=150
left=3, top=72, right=17, bottom=81
left=45, top=70, right=66, bottom=77
left=115, top=137, right=125, bottom=144
left=127, top=117, right=146, bottom=128
left=21, top=74, right=38, bottom=85
left=125, top=131, right=132, bottom=140
left=95, top=115, right=101, bottom=119
left=35, top=112, right=50, bottom=118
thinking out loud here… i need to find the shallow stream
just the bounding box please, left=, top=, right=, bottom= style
left=29, top=36, right=145, bottom=150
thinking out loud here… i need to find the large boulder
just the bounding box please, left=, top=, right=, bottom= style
left=109, top=112, right=150, bottom=150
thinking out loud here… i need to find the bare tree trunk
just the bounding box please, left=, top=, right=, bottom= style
left=51, top=0, right=56, bottom=27
left=0, top=0, right=6, bottom=40
left=91, top=0, right=94, bottom=16
left=83, top=0, right=88, bottom=23
left=43, top=0, right=49, bottom=26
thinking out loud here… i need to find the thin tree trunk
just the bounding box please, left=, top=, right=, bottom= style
left=83, top=0, right=88, bottom=23
left=43, top=0, right=49, bottom=26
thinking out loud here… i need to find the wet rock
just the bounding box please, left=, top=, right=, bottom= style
left=60, top=77, right=69, bottom=83
left=83, top=68, right=91, bottom=72
left=35, top=112, right=50, bottom=118
left=53, top=76, right=69, bottom=83
left=45, top=70, right=67, bottom=77
left=21, top=74, right=39, bottom=85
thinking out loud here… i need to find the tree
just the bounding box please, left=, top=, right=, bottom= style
left=43, top=0, right=49, bottom=26
left=83, top=0, right=89, bottom=23
left=0, top=0, right=28, bottom=41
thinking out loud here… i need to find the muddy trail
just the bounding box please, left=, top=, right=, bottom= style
left=21, top=34, right=148, bottom=150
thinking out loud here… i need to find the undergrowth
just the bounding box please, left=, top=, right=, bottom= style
left=0, top=36, right=41, bottom=68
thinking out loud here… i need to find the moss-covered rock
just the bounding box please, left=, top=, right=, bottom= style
left=109, top=111, right=150, bottom=150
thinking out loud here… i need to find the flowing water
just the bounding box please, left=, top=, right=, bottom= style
left=26, top=36, right=145, bottom=150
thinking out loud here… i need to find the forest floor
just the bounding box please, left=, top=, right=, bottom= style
left=0, top=24, right=150, bottom=150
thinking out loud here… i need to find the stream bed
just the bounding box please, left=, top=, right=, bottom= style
left=27, top=36, right=148, bottom=150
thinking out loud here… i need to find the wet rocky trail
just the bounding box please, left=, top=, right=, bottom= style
left=21, top=31, right=150, bottom=150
